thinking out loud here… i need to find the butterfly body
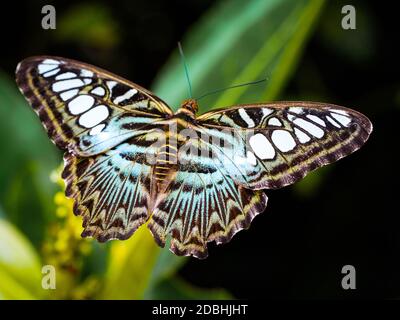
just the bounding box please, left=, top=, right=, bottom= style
left=137, top=99, right=199, bottom=196
left=16, top=56, right=372, bottom=258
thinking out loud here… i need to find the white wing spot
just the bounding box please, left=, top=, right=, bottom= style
left=107, top=81, right=117, bottom=91
left=306, top=114, right=326, bottom=127
left=60, top=89, right=79, bottom=101
left=42, top=59, right=60, bottom=65
left=83, top=78, right=92, bottom=85
left=262, top=108, right=273, bottom=119
left=55, top=72, right=76, bottom=80
left=287, top=114, right=296, bottom=121
left=246, top=151, right=257, bottom=166
left=326, top=115, right=341, bottom=128
left=238, top=108, right=255, bottom=128
left=91, top=87, right=106, bottom=96
left=43, top=68, right=60, bottom=77
left=89, top=123, right=106, bottom=136
left=294, top=128, right=311, bottom=143
left=249, top=133, right=275, bottom=160
left=68, top=95, right=95, bottom=115
left=271, top=130, right=296, bottom=152
left=268, top=117, right=282, bottom=126
left=52, top=79, right=85, bottom=92
left=79, top=105, right=109, bottom=128
left=331, top=109, right=348, bottom=116
left=81, top=69, right=94, bottom=78
left=38, top=64, right=58, bottom=74
left=289, top=107, right=303, bottom=114
left=330, top=113, right=351, bottom=127
left=293, top=118, right=324, bottom=138
left=113, top=89, right=138, bottom=104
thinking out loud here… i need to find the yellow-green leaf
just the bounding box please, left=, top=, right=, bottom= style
left=0, top=219, right=44, bottom=299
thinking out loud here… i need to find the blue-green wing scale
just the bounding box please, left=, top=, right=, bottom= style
left=148, top=140, right=267, bottom=259
left=62, top=137, right=157, bottom=241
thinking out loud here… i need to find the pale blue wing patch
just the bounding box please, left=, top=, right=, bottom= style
left=148, top=138, right=267, bottom=259
left=62, top=138, right=159, bottom=241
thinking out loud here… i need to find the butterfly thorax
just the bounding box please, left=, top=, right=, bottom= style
left=175, top=99, right=198, bottom=118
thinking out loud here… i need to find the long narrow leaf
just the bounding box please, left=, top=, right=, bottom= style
left=0, top=219, right=44, bottom=299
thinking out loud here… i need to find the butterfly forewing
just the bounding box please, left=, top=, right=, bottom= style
left=16, top=56, right=172, bottom=156
left=197, top=101, right=372, bottom=189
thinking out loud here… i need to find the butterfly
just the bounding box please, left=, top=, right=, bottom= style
left=16, top=56, right=372, bottom=259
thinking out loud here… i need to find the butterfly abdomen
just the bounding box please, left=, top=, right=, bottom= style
left=152, top=134, right=179, bottom=193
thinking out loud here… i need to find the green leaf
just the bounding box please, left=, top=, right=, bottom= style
left=153, top=0, right=325, bottom=112
left=100, top=225, right=161, bottom=299
left=0, top=71, right=60, bottom=246
left=0, top=219, right=45, bottom=299
left=144, top=240, right=187, bottom=293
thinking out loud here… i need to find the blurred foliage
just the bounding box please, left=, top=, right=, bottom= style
left=153, top=0, right=324, bottom=111
left=0, top=219, right=43, bottom=299
left=55, top=3, right=120, bottom=49
left=0, top=0, right=325, bottom=299
left=0, top=72, right=60, bottom=246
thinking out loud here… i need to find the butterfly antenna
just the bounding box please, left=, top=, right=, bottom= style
left=178, top=42, right=193, bottom=98
left=196, top=78, right=268, bottom=101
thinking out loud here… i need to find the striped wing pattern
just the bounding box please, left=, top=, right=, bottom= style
left=16, top=56, right=172, bottom=156
left=198, top=102, right=372, bottom=189
left=16, top=56, right=373, bottom=259
left=148, top=136, right=267, bottom=258
left=147, top=103, right=371, bottom=258
left=16, top=56, right=171, bottom=245
left=62, top=137, right=156, bottom=241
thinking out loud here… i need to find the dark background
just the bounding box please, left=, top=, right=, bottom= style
left=0, top=0, right=398, bottom=299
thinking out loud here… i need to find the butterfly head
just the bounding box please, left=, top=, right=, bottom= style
left=176, top=99, right=198, bottom=117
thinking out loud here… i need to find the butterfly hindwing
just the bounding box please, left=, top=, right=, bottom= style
left=62, top=133, right=161, bottom=241
left=148, top=142, right=267, bottom=258
left=197, top=101, right=372, bottom=189
left=16, top=56, right=172, bottom=156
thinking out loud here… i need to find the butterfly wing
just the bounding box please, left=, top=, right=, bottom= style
left=16, top=56, right=172, bottom=156
left=149, top=102, right=372, bottom=258
left=197, top=101, right=372, bottom=189
left=148, top=135, right=267, bottom=258
left=16, top=56, right=172, bottom=241
left=16, top=56, right=373, bottom=257
left=62, top=134, right=160, bottom=241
